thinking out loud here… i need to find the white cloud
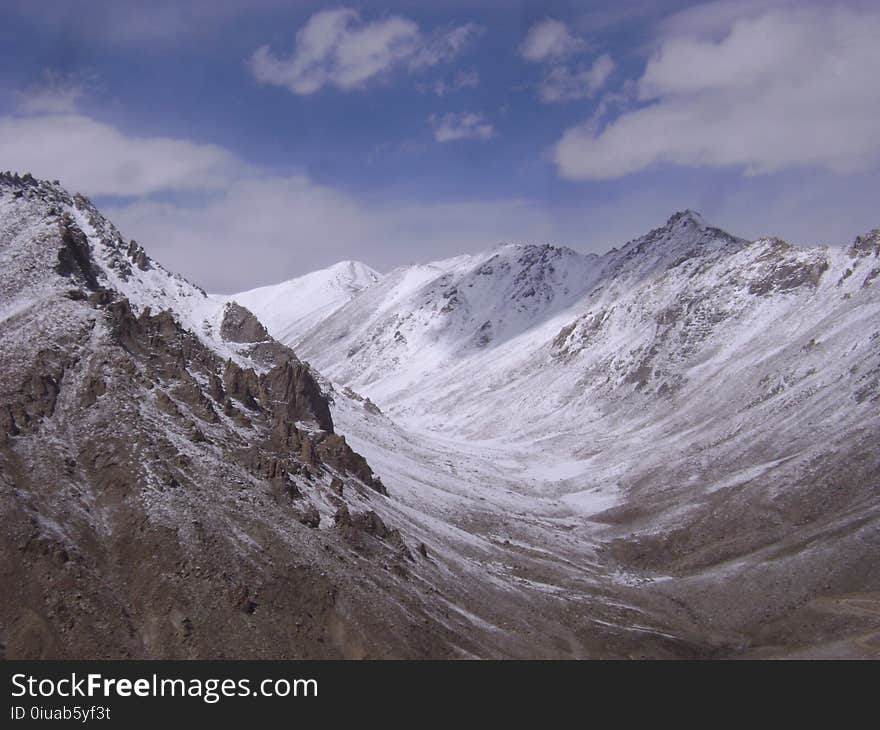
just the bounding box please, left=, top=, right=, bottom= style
left=101, top=164, right=880, bottom=293
left=555, top=4, right=880, bottom=180
left=0, top=112, right=240, bottom=196
left=520, top=18, right=610, bottom=105
left=0, top=103, right=537, bottom=292
left=17, top=74, right=85, bottom=115
left=250, top=8, right=479, bottom=94
left=107, top=178, right=566, bottom=292
left=520, top=19, right=586, bottom=62
left=539, top=54, right=614, bottom=103
left=410, top=23, right=483, bottom=69
left=654, top=0, right=801, bottom=39
left=430, top=112, right=494, bottom=143
left=430, top=70, right=480, bottom=97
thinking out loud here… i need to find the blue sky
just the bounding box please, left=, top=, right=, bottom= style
left=1, top=0, right=879, bottom=291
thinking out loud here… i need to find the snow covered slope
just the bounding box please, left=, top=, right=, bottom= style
left=289, top=210, right=880, bottom=657
left=229, top=260, right=380, bottom=345
left=293, top=210, right=876, bottom=440
left=3, top=171, right=879, bottom=658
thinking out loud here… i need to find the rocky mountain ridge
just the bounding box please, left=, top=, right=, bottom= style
left=0, top=173, right=484, bottom=659
left=2, top=171, right=879, bottom=658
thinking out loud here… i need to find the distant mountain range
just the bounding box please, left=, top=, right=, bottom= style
left=3, top=171, right=879, bottom=659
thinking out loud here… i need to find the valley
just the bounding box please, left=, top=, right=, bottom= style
left=1, top=172, right=878, bottom=658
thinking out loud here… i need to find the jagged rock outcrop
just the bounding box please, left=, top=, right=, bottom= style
left=56, top=217, right=100, bottom=290
left=851, top=229, right=880, bottom=258
left=261, top=360, right=334, bottom=432
left=316, top=433, right=385, bottom=494
left=220, top=301, right=269, bottom=343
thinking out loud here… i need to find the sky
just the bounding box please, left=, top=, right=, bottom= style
left=1, top=0, right=879, bottom=292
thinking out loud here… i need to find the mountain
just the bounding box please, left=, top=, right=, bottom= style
left=2, top=171, right=879, bottom=659
left=292, top=208, right=880, bottom=657
left=229, top=260, right=380, bottom=346
left=0, top=173, right=547, bottom=660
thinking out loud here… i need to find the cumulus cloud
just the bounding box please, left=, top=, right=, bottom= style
left=539, top=54, right=614, bottom=103
left=0, top=112, right=240, bottom=196
left=430, top=111, right=495, bottom=142
left=520, top=19, right=586, bottom=62
left=250, top=8, right=479, bottom=94
left=555, top=3, right=880, bottom=180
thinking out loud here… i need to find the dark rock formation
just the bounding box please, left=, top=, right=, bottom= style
left=55, top=218, right=99, bottom=290
left=261, top=360, right=334, bottom=432
left=316, top=433, right=386, bottom=494
left=220, top=302, right=269, bottom=343
left=851, top=229, right=880, bottom=258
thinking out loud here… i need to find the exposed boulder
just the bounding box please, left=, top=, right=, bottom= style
left=296, top=504, right=321, bottom=529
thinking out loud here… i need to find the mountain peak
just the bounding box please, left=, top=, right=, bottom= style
left=229, top=260, right=381, bottom=345
left=609, top=209, right=744, bottom=275
left=325, top=260, right=382, bottom=285
left=489, top=241, right=583, bottom=261
left=665, top=209, right=707, bottom=229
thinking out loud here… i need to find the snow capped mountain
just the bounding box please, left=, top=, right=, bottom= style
left=294, top=209, right=876, bottom=443
left=288, top=242, right=605, bottom=404
left=229, top=260, right=380, bottom=345
left=2, top=171, right=879, bottom=659
left=293, top=209, right=880, bottom=657
left=289, top=211, right=746, bottom=419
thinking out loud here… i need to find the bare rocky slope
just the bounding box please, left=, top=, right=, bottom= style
left=2, top=172, right=879, bottom=658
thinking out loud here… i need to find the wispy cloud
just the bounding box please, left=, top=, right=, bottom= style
left=539, top=54, right=614, bottom=103
left=519, top=18, right=612, bottom=104
left=410, top=23, right=483, bottom=69
left=519, top=19, right=586, bottom=62
left=249, top=8, right=480, bottom=95
left=427, top=70, right=480, bottom=97
left=430, top=111, right=494, bottom=142
left=108, top=181, right=559, bottom=292
left=555, top=3, right=880, bottom=180
left=17, top=72, right=85, bottom=115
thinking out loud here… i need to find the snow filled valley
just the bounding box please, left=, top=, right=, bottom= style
left=1, top=172, right=878, bottom=658
left=230, top=210, right=880, bottom=656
